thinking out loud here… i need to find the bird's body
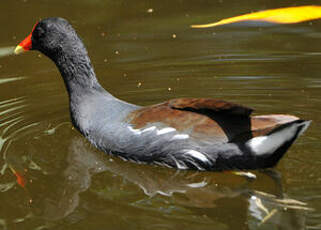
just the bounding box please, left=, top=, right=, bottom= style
left=15, top=17, right=310, bottom=171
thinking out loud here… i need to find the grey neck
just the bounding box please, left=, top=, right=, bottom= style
left=54, top=47, right=101, bottom=96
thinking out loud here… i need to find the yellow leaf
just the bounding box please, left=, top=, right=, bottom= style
left=191, top=5, right=321, bottom=28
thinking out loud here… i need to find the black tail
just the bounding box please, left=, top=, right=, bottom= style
left=245, top=120, right=311, bottom=168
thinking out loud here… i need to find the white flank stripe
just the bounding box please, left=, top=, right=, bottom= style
left=128, top=126, right=142, bottom=135
left=171, top=134, right=189, bottom=140
left=157, top=127, right=176, bottom=135
left=185, top=150, right=209, bottom=163
left=142, top=126, right=157, bottom=133
left=175, top=160, right=188, bottom=170
left=170, top=155, right=188, bottom=170
left=128, top=126, right=157, bottom=135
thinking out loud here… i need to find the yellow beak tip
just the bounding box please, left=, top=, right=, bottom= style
left=14, top=45, right=25, bottom=55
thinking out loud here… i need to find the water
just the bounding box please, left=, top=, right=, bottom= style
left=1, top=0, right=321, bottom=229
left=0, top=47, right=15, bottom=58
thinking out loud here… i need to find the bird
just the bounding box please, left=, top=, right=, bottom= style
left=14, top=17, right=310, bottom=171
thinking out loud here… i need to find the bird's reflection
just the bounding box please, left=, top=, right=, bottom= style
left=31, top=127, right=310, bottom=229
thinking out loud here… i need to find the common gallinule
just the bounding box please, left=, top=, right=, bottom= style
left=15, top=17, right=310, bottom=171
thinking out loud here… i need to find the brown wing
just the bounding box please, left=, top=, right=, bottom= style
left=250, top=114, right=299, bottom=137
left=168, top=98, right=253, bottom=116
left=126, top=98, right=299, bottom=143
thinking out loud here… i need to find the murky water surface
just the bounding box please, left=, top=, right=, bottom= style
left=1, top=0, right=321, bottom=229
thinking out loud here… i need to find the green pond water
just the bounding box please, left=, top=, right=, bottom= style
left=0, top=0, right=321, bottom=229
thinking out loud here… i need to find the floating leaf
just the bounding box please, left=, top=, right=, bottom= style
left=191, top=5, right=321, bottom=28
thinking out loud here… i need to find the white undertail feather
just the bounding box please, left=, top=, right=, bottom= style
left=246, top=121, right=311, bottom=156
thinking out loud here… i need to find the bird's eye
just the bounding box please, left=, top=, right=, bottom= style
left=33, top=26, right=45, bottom=41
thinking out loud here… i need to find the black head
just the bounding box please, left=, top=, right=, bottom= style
left=15, top=17, right=84, bottom=60
left=15, top=17, right=98, bottom=90
left=32, top=18, right=81, bottom=57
